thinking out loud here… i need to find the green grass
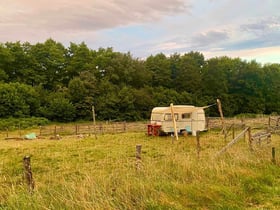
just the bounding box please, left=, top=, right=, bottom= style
left=0, top=130, right=279, bottom=209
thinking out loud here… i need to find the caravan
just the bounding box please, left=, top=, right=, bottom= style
left=148, top=105, right=208, bottom=136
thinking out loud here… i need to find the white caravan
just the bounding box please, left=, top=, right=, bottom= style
left=150, top=105, right=208, bottom=136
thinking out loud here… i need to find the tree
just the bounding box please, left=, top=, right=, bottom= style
left=228, top=60, right=265, bottom=114
left=174, top=52, right=204, bottom=96
left=39, top=92, right=75, bottom=122
left=0, top=43, right=13, bottom=81
left=145, top=53, right=172, bottom=88
left=263, top=64, right=280, bottom=114
left=0, top=83, right=40, bottom=118
left=29, top=39, right=67, bottom=90
left=68, top=71, right=97, bottom=120
left=65, top=42, right=94, bottom=84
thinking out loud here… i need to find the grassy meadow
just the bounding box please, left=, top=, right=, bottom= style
left=0, top=126, right=280, bottom=209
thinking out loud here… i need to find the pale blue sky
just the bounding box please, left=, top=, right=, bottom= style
left=0, top=0, right=279, bottom=64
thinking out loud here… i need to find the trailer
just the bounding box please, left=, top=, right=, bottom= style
left=147, top=105, right=208, bottom=136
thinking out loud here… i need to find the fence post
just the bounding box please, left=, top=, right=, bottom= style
left=54, top=126, right=57, bottom=136
left=75, top=125, right=78, bottom=135
left=136, top=144, right=142, bottom=170
left=123, top=121, right=127, bottom=132
left=206, top=117, right=209, bottom=130
left=241, top=119, right=246, bottom=141
left=248, top=127, right=253, bottom=151
left=272, top=147, right=276, bottom=164
left=6, top=127, right=8, bottom=138
left=232, top=123, right=235, bottom=139
left=23, top=156, right=35, bottom=193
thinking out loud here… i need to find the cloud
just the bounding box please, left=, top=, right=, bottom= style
left=191, top=30, right=229, bottom=48
left=241, top=16, right=280, bottom=35
left=1, top=0, right=189, bottom=32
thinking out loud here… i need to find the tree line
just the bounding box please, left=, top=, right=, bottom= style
left=0, top=39, right=279, bottom=122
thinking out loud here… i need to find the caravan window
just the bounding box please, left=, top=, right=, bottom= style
left=151, top=113, right=163, bottom=121
left=164, top=113, right=178, bottom=121
left=182, top=113, right=191, bottom=119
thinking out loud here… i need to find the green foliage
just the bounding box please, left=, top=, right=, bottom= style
left=0, top=39, right=280, bottom=122
left=0, top=82, right=40, bottom=118
left=0, top=117, right=49, bottom=130
left=39, top=92, right=76, bottom=122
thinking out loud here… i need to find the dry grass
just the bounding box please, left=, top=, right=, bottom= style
left=0, top=126, right=280, bottom=209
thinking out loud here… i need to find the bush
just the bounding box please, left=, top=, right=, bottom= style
left=40, top=97, right=76, bottom=122
left=0, top=117, right=49, bottom=130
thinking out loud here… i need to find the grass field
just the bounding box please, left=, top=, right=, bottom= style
left=0, top=126, right=279, bottom=209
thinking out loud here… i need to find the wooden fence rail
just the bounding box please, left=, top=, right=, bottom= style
left=216, top=127, right=250, bottom=157
left=39, top=122, right=148, bottom=136
left=2, top=117, right=278, bottom=138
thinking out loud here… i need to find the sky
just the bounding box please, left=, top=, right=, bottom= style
left=1, top=0, right=280, bottom=64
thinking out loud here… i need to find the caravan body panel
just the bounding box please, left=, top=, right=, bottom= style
left=150, top=105, right=207, bottom=136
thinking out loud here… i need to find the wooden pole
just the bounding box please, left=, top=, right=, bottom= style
left=123, top=121, right=126, bottom=132
left=217, top=99, right=225, bottom=134
left=216, top=127, right=249, bottom=157
left=170, top=103, right=178, bottom=141
left=54, top=125, right=57, bottom=136
left=75, top=125, right=78, bottom=135
left=136, top=144, right=142, bottom=170
left=23, top=156, right=35, bottom=193
left=272, top=147, right=276, bottom=164
left=92, top=106, right=97, bottom=139
left=248, top=127, right=253, bottom=151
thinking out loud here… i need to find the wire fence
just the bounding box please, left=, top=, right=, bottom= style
left=1, top=116, right=274, bottom=139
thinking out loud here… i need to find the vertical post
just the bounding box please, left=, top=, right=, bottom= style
left=217, top=99, right=225, bottom=134
left=272, top=147, right=276, bottom=164
left=136, top=144, right=142, bottom=170
left=248, top=127, right=253, bottom=151
left=100, top=124, right=103, bottom=135
left=23, top=156, right=35, bottom=193
left=206, top=117, right=209, bottom=130
left=196, top=131, right=201, bottom=158
left=75, top=125, right=78, bottom=135
left=54, top=126, right=57, bottom=136
left=170, top=103, right=178, bottom=141
left=268, top=116, right=271, bottom=127
left=92, top=106, right=97, bottom=138
left=123, top=121, right=127, bottom=132
left=241, top=119, right=246, bottom=141
left=6, top=127, right=8, bottom=138
left=232, top=123, right=235, bottom=139
left=39, top=126, right=42, bottom=136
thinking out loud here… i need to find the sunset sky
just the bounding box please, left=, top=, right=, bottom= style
left=1, top=0, right=280, bottom=64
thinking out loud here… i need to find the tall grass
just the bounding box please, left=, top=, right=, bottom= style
left=0, top=130, right=279, bottom=209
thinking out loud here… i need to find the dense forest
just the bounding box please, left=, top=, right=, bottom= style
left=0, top=39, right=279, bottom=122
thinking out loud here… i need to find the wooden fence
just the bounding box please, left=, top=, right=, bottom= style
left=39, top=122, right=148, bottom=136
left=2, top=116, right=278, bottom=138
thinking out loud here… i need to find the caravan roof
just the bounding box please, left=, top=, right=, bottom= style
left=151, top=105, right=206, bottom=114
